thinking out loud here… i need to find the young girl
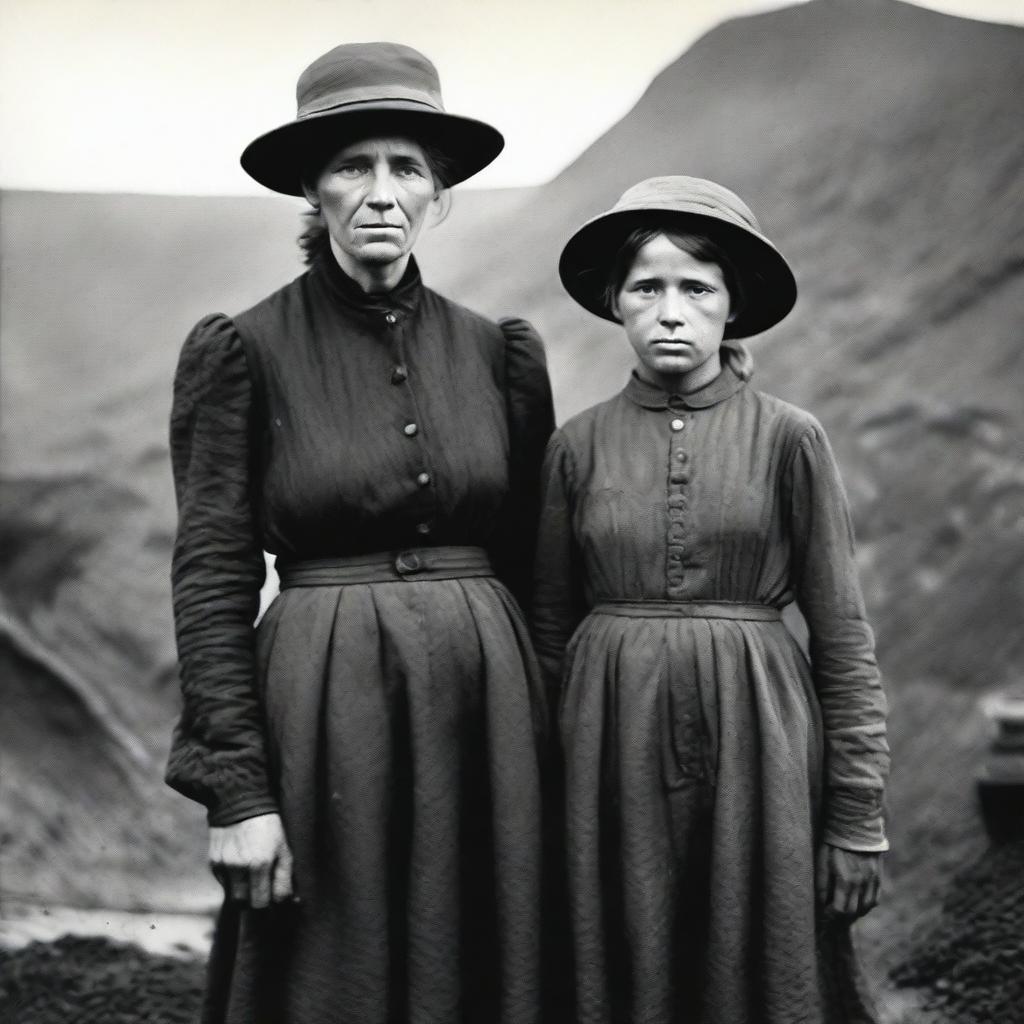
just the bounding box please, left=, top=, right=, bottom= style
left=534, top=176, right=889, bottom=1024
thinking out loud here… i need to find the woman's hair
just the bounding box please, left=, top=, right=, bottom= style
left=604, top=226, right=754, bottom=381
left=297, top=136, right=456, bottom=266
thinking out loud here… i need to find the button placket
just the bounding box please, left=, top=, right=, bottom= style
left=389, top=315, right=436, bottom=540
left=666, top=409, right=690, bottom=598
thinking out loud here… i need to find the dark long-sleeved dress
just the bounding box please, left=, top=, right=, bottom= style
left=168, top=251, right=555, bottom=1024
left=533, top=368, right=889, bottom=1024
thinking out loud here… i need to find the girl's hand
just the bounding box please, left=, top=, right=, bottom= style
left=209, top=812, right=294, bottom=909
left=816, top=844, right=883, bottom=919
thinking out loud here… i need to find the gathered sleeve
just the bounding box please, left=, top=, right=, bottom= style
left=166, top=314, right=277, bottom=827
left=531, top=432, right=588, bottom=695
left=788, top=420, right=890, bottom=853
left=489, top=317, right=556, bottom=614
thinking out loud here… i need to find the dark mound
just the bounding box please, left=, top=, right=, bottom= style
left=891, top=840, right=1024, bottom=1023
left=0, top=936, right=204, bottom=1024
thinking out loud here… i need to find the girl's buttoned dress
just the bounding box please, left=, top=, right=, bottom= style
left=168, top=252, right=555, bottom=1024
left=533, top=369, right=890, bottom=1024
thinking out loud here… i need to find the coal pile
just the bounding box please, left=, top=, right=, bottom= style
left=0, top=935, right=204, bottom=1024
left=891, top=840, right=1024, bottom=1023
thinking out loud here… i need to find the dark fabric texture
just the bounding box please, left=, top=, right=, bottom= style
left=168, top=251, right=555, bottom=1023
left=532, top=368, right=889, bottom=1024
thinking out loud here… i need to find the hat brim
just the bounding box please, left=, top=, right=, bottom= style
left=558, top=207, right=797, bottom=338
left=240, top=101, right=504, bottom=195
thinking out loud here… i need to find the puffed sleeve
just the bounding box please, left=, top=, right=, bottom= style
left=166, top=314, right=277, bottom=827
left=531, top=432, right=588, bottom=695
left=489, top=317, right=556, bottom=613
left=788, top=420, right=890, bottom=853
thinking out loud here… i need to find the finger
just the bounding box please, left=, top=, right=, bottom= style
left=831, top=872, right=851, bottom=916
left=864, top=872, right=881, bottom=913
left=815, top=848, right=832, bottom=906
left=842, top=879, right=862, bottom=917
left=249, top=862, right=272, bottom=910
left=227, top=867, right=250, bottom=905
left=272, top=847, right=295, bottom=903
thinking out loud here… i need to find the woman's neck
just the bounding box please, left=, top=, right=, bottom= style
left=635, top=352, right=722, bottom=395
left=328, top=239, right=410, bottom=294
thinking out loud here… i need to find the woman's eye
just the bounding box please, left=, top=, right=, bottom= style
left=688, top=284, right=713, bottom=297
left=333, top=164, right=363, bottom=177
left=633, top=283, right=657, bottom=295
left=396, top=165, right=424, bottom=178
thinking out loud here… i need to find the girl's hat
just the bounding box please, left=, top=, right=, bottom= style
left=241, top=42, right=504, bottom=195
left=558, top=176, right=797, bottom=338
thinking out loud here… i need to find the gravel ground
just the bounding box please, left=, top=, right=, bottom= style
left=2, top=842, right=1021, bottom=1023
left=0, top=935, right=204, bottom=1024
left=890, top=839, right=1024, bottom=1024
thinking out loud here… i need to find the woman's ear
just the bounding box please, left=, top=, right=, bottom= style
left=301, top=183, right=320, bottom=211
left=726, top=310, right=737, bottom=323
left=609, top=290, right=621, bottom=320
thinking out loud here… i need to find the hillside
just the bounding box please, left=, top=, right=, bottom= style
left=1, top=1, right=1023, bottom=1013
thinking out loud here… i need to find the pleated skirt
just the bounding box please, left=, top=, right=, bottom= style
left=560, top=606, right=879, bottom=1024
left=207, top=571, right=547, bottom=1024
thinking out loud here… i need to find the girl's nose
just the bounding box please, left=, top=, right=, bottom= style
left=658, top=291, right=686, bottom=327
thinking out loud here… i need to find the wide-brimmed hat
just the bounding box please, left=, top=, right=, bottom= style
left=241, top=42, right=504, bottom=196
left=558, top=176, right=797, bottom=338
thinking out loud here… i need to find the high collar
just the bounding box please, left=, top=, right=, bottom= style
left=312, top=247, right=424, bottom=322
left=624, top=365, right=747, bottom=411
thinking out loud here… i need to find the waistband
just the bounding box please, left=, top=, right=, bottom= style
left=592, top=600, right=781, bottom=621
left=277, top=546, right=493, bottom=588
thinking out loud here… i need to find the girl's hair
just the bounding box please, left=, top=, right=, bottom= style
left=604, top=226, right=754, bottom=381
left=298, top=136, right=456, bottom=266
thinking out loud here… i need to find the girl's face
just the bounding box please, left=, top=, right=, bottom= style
left=613, top=233, right=733, bottom=393
left=305, top=136, right=438, bottom=276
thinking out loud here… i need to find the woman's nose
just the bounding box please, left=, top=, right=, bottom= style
left=365, top=172, right=397, bottom=210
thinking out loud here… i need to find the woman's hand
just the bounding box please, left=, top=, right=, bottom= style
left=209, top=812, right=294, bottom=909
left=815, top=844, right=883, bottom=919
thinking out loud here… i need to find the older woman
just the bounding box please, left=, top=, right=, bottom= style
left=534, top=177, right=890, bottom=1023
left=167, top=42, right=554, bottom=1023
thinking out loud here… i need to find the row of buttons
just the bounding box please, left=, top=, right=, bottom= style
left=666, top=412, right=690, bottom=596
left=386, top=341, right=432, bottom=539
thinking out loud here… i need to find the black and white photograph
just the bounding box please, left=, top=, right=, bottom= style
left=1, top=0, right=1022, bottom=1021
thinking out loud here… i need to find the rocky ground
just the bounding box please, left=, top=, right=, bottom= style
left=2, top=840, right=1022, bottom=1024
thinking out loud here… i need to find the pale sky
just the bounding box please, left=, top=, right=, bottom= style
left=1, top=0, right=1022, bottom=194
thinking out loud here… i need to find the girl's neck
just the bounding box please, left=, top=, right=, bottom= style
left=635, top=351, right=722, bottom=395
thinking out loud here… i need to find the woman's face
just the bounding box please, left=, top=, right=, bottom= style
left=614, top=233, right=732, bottom=392
left=305, top=135, right=439, bottom=277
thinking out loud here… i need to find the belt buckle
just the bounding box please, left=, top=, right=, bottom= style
left=395, top=550, right=423, bottom=575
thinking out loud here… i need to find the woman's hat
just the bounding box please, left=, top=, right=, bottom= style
left=241, top=42, right=504, bottom=195
left=558, top=176, right=797, bottom=338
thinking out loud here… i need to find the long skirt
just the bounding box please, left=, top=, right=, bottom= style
left=204, top=565, right=547, bottom=1024
left=560, top=604, right=879, bottom=1024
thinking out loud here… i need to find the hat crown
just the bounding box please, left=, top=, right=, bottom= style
left=615, top=176, right=761, bottom=233
left=296, top=42, right=445, bottom=119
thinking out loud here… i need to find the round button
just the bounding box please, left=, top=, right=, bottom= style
left=391, top=365, right=408, bottom=384
left=416, top=472, right=431, bottom=487
left=415, top=522, right=432, bottom=536
left=670, top=418, right=686, bottom=432
left=384, top=312, right=397, bottom=325
left=396, top=551, right=422, bottom=573
left=676, top=451, right=688, bottom=462
left=404, top=423, right=419, bottom=437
